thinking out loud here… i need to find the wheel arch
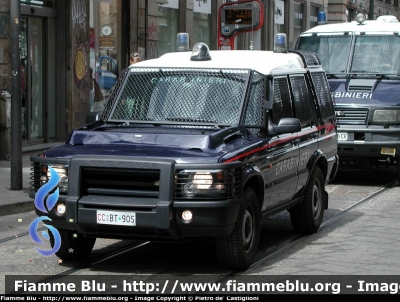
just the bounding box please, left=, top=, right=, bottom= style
left=307, top=149, right=328, bottom=182
left=303, top=149, right=329, bottom=210
left=243, top=174, right=264, bottom=215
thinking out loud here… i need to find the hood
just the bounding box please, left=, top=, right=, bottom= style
left=330, top=78, right=400, bottom=107
left=44, top=125, right=259, bottom=164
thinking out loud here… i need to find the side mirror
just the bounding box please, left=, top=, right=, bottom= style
left=273, top=118, right=301, bottom=135
left=85, top=112, right=101, bottom=124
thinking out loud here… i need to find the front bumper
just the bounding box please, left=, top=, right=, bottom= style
left=30, top=155, right=242, bottom=241
left=337, top=127, right=400, bottom=158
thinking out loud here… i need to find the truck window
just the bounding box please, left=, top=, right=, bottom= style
left=289, top=74, right=313, bottom=127
left=243, top=72, right=265, bottom=129
left=110, top=69, right=249, bottom=125
left=297, top=34, right=352, bottom=74
left=350, top=35, right=400, bottom=74
left=309, top=72, right=334, bottom=119
left=272, top=77, right=293, bottom=123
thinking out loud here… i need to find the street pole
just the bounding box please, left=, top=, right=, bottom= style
left=10, top=1, right=22, bottom=190
left=369, top=0, right=374, bottom=20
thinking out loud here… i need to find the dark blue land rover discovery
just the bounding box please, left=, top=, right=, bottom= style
left=30, top=43, right=338, bottom=269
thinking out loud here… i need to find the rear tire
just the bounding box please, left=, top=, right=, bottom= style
left=49, top=228, right=96, bottom=260
left=215, top=187, right=260, bottom=270
left=290, top=166, right=325, bottom=234
left=396, top=157, right=400, bottom=184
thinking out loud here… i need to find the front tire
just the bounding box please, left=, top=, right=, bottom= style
left=215, top=187, right=260, bottom=270
left=290, top=166, right=325, bottom=234
left=49, top=228, right=96, bottom=260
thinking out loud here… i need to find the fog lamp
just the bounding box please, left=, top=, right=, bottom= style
left=56, top=203, right=66, bottom=215
left=182, top=210, right=194, bottom=223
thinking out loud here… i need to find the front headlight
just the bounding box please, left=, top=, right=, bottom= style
left=175, top=169, right=240, bottom=199
left=193, top=172, right=213, bottom=189
left=372, top=109, right=400, bottom=123
left=182, top=171, right=222, bottom=197
left=40, top=164, right=69, bottom=193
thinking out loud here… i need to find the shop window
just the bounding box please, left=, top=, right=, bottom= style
left=90, top=0, right=119, bottom=96
left=310, top=6, right=319, bottom=28
left=292, top=2, right=304, bottom=48
left=158, top=7, right=178, bottom=56
left=193, top=12, right=211, bottom=46
left=193, top=1, right=211, bottom=47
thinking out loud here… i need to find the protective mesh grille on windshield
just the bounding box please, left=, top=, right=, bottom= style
left=105, top=68, right=257, bottom=126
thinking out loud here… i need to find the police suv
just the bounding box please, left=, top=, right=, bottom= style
left=296, top=12, right=400, bottom=180
left=30, top=37, right=338, bottom=270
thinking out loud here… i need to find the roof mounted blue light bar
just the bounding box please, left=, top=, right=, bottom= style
left=317, top=11, right=327, bottom=25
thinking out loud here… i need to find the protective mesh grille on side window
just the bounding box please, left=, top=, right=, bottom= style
left=311, top=72, right=334, bottom=119
left=290, top=75, right=313, bottom=125
left=104, top=68, right=256, bottom=126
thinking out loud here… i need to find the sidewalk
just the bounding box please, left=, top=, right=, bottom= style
left=0, top=142, right=61, bottom=217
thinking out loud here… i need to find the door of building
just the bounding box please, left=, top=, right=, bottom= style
left=21, top=16, right=46, bottom=143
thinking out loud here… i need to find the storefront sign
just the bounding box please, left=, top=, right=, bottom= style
left=275, top=0, right=284, bottom=25
left=98, top=37, right=115, bottom=47
left=193, top=0, right=211, bottom=14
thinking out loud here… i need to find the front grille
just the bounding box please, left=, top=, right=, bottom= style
left=336, top=107, right=368, bottom=125
left=81, top=167, right=161, bottom=198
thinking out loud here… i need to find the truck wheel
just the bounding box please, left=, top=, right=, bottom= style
left=215, top=187, right=260, bottom=270
left=290, top=166, right=324, bottom=234
left=49, top=228, right=96, bottom=260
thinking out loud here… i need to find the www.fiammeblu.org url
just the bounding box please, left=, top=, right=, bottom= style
left=105, top=279, right=400, bottom=294
left=10, top=279, right=400, bottom=295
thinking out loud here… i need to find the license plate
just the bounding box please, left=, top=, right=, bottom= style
left=337, top=133, right=348, bottom=141
left=97, top=210, right=136, bottom=226
left=381, top=148, right=396, bottom=156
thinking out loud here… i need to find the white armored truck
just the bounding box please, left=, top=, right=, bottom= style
left=296, top=12, right=400, bottom=181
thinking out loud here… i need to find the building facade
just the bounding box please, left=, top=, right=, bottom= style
left=0, top=0, right=399, bottom=159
